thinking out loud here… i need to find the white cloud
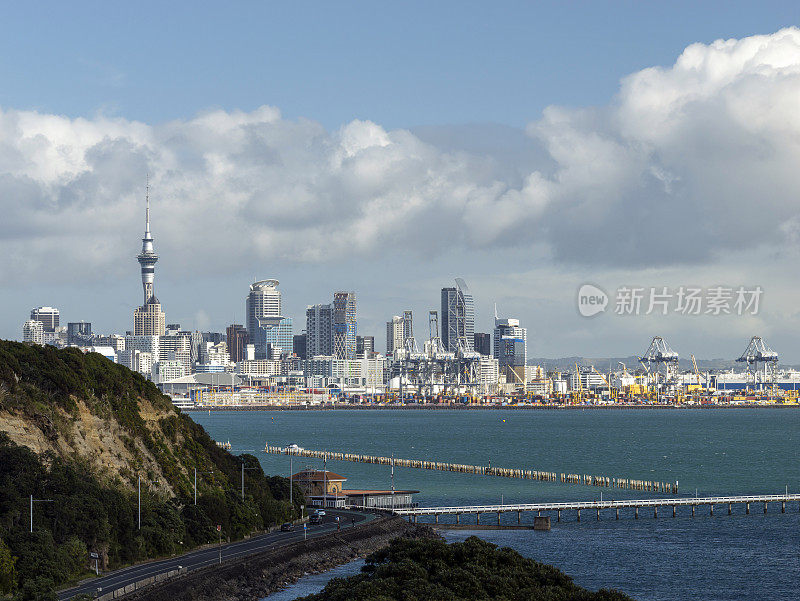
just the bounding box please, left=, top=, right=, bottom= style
left=3, top=27, right=800, bottom=286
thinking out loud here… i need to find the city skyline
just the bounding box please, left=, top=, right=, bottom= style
left=4, top=8, right=800, bottom=361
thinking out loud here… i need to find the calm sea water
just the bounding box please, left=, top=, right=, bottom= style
left=191, top=408, right=800, bottom=600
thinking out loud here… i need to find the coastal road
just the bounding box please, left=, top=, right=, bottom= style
left=58, top=509, right=375, bottom=601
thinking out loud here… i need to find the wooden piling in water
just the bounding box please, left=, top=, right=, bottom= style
left=263, top=445, right=678, bottom=494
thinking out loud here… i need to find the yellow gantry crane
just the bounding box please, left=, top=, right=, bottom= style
left=591, top=365, right=617, bottom=402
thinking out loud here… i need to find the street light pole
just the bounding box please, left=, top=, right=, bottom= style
left=30, top=495, right=54, bottom=533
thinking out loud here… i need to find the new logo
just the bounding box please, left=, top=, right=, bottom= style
left=577, top=284, right=608, bottom=317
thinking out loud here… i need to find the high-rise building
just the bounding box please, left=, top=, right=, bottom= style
left=332, top=292, right=357, bottom=360
left=30, top=307, right=60, bottom=332
left=125, top=335, right=159, bottom=362
left=263, top=317, right=293, bottom=359
left=293, top=333, right=307, bottom=360
left=402, top=310, right=413, bottom=340
left=356, top=335, right=374, bottom=358
left=441, top=278, right=474, bottom=353
left=133, top=185, right=166, bottom=335
left=134, top=302, right=166, bottom=336
left=386, top=316, right=405, bottom=355
left=22, top=320, right=44, bottom=345
left=493, top=315, right=527, bottom=385
left=67, top=321, right=92, bottom=346
left=306, top=304, right=333, bottom=358
left=158, top=333, right=192, bottom=374
left=246, top=279, right=288, bottom=359
left=473, top=332, right=491, bottom=356
left=226, top=324, right=249, bottom=363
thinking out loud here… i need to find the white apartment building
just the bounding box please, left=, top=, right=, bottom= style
left=158, top=333, right=192, bottom=374
left=199, top=341, right=231, bottom=367
left=126, top=335, right=159, bottom=358
left=117, top=349, right=154, bottom=375
left=477, top=357, right=500, bottom=395
left=237, top=359, right=283, bottom=377
left=152, top=360, right=185, bottom=384
left=22, top=320, right=44, bottom=345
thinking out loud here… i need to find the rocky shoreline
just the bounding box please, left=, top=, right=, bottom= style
left=125, top=516, right=436, bottom=601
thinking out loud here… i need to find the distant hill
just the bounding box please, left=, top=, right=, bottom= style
left=0, top=340, right=302, bottom=600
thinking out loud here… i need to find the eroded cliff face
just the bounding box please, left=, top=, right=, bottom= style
left=0, top=393, right=181, bottom=496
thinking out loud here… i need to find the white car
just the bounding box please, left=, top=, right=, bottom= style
left=314, top=509, right=326, bottom=516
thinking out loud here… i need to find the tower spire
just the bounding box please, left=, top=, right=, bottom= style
left=145, top=173, right=151, bottom=235
left=137, top=178, right=158, bottom=305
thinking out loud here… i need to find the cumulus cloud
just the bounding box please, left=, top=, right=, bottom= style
left=3, top=27, right=800, bottom=283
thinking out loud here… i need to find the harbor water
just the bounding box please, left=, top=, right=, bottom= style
left=191, top=408, right=800, bottom=600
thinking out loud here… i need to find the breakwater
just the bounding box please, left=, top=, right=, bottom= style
left=123, top=516, right=433, bottom=601
left=264, top=444, right=680, bottom=494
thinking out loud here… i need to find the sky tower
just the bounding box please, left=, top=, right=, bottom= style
left=137, top=181, right=159, bottom=304
left=133, top=181, right=165, bottom=336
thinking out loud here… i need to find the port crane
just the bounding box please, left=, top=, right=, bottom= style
left=640, top=336, right=680, bottom=400
left=737, top=336, right=778, bottom=392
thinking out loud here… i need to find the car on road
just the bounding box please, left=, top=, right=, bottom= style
left=309, top=514, right=323, bottom=525
left=314, top=509, right=325, bottom=516
left=280, top=522, right=294, bottom=532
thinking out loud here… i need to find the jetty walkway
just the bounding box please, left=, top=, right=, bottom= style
left=264, top=444, right=679, bottom=494
left=391, top=493, right=800, bottom=523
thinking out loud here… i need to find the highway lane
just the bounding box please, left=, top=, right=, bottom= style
left=58, top=509, right=375, bottom=601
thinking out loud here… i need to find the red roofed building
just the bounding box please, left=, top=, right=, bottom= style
left=291, top=469, right=418, bottom=509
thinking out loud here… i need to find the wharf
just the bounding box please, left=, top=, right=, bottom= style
left=394, top=494, right=800, bottom=523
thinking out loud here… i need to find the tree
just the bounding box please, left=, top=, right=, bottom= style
left=0, top=538, right=16, bottom=595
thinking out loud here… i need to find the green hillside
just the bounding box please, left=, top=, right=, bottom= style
left=0, top=340, right=303, bottom=601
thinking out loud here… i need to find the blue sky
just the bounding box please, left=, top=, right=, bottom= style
left=3, top=2, right=800, bottom=361
left=2, top=1, right=797, bottom=129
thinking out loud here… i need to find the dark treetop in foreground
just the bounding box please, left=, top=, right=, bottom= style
left=301, top=535, right=633, bottom=601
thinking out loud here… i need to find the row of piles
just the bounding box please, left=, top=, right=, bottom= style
left=265, top=445, right=678, bottom=494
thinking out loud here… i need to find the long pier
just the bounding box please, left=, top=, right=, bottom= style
left=264, top=444, right=679, bottom=494
left=391, top=494, right=800, bottom=524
